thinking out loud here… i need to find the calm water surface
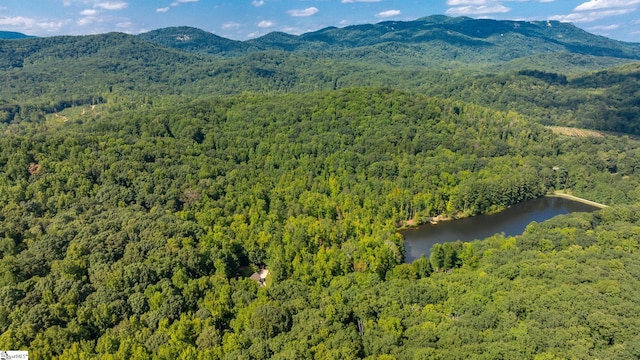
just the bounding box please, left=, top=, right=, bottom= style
left=401, top=196, right=599, bottom=263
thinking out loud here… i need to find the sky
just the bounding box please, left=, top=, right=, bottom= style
left=0, top=0, right=639, bottom=42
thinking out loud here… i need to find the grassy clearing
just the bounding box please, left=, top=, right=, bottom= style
left=547, top=126, right=605, bottom=138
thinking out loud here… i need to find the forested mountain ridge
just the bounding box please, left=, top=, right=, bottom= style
left=0, top=32, right=221, bottom=120
left=4, top=16, right=640, bottom=76
left=0, top=31, right=33, bottom=40
left=0, top=32, right=204, bottom=71
left=139, top=16, right=640, bottom=65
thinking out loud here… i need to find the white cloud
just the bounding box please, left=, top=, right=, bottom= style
left=222, top=21, right=241, bottom=29
left=446, top=5, right=511, bottom=16
left=588, top=24, right=619, bottom=30
left=445, top=0, right=513, bottom=16
left=252, top=0, right=265, bottom=6
left=446, top=0, right=491, bottom=5
left=575, top=0, right=640, bottom=11
left=0, top=16, right=66, bottom=32
left=95, top=2, right=128, bottom=11
left=287, top=7, right=319, bottom=17
left=279, top=26, right=298, bottom=33
left=116, top=21, right=133, bottom=30
left=258, top=20, right=274, bottom=28
left=77, top=17, right=96, bottom=26
left=342, top=0, right=381, bottom=3
left=549, top=8, right=635, bottom=22
left=549, top=0, right=640, bottom=24
left=375, top=10, right=401, bottom=18
left=0, top=16, right=36, bottom=27
left=38, top=20, right=68, bottom=31
left=156, top=0, right=198, bottom=13
left=81, top=9, right=98, bottom=16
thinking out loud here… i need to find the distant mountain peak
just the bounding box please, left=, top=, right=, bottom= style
left=0, top=31, right=35, bottom=40
left=138, top=26, right=249, bottom=54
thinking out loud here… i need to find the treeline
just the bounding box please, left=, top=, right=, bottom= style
left=1, top=88, right=640, bottom=357
left=0, top=96, right=104, bottom=124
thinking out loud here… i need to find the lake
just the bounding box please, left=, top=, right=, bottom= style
left=401, top=196, right=600, bottom=263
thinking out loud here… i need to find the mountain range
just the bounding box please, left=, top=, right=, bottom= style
left=138, top=16, right=640, bottom=65
left=4, top=16, right=640, bottom=67
left=1, top=15, right=638, bottom=134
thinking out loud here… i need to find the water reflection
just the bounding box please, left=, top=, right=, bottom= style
left=401, top=196, right=599, bottom=263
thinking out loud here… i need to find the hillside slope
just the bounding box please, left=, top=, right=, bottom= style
left=423, top=63, right=640, bottom=134
left=0, top=31, right=33, bottom=40
left=138, top=16, right=640, bottom=69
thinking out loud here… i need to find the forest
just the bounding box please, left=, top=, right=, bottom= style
left=1, top=16, right=640, bottom=359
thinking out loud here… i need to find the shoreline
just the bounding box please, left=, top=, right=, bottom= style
left=398, top=214, right=458, bottom=229
left=546, top=192, right=608, bottom=209
left=398, top=192, right=607, bottom=230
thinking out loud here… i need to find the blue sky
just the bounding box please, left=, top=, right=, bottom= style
left=0, top=0, right=638, bottom=42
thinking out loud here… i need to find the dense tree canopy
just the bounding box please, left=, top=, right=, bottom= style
left=1, top=18, right=640, bottom=358
left=0, top=87, right=640, bottom=358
